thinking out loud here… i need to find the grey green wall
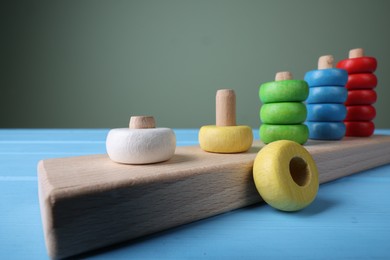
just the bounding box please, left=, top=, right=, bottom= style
left=2, top=0, right=390, bottom=128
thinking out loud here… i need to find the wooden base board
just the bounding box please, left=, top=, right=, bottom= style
left=38, top=135, right=390, bottom=259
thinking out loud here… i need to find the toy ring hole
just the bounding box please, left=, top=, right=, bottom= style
left=289, top=157, right=310, bottom=187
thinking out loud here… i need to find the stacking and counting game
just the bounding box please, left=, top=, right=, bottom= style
left=38, top=48, right=390, bottom=259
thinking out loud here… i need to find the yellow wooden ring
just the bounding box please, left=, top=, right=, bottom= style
left=199, top=125, right=253, bottom=153
left=253, top=140, right=319, bottom=211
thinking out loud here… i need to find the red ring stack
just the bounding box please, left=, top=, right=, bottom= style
left=336, top=48, right=377, bottom=137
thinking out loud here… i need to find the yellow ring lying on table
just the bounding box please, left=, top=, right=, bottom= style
left=199, top=125, right=253, bottom=153
left=253, top=140, right=319, bottom=211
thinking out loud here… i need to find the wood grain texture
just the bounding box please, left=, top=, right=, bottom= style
left=38, top=135, right=390, bottom=259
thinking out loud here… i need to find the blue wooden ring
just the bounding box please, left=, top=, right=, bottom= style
left=304, top=69, right=348, bottom=87
left=307, top=86, right=347, bottom=104
left=307, top=104, right=346, bottom=122
left=306, top=122, right=346, bottom=140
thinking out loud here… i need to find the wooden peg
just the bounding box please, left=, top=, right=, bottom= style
left=216, top=89, right=236, bottom=126
left=129, top=116, right=156, bottom=129
left=318, top=55, right=334, bottom=69
left=349, top=48, right=364, bottom=58
left=199, top=89, right=253, bottom=153
left=275, top=71, right=293, bottom=81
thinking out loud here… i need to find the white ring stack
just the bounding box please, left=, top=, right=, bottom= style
left=106, top=116, right=176, bottom=164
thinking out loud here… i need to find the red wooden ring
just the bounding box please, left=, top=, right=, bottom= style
left=346, top=73, right=377, bottom=90
left=336, top=57, right=377, bottom=74
left=345, top=105, right=376, bottom=121
left=344, top=121, right=374, bottom=137
left=345, top=90, right=377, bottom=105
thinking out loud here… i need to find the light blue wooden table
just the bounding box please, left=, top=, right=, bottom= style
left=1, top=129, right=390, bottom=259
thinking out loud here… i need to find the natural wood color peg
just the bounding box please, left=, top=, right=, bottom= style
left=129, top=116, right=156, bottom=129
left=275, top=71, right=293, bottom=81
left=216, top=89, right=236, bottom=126
left=199, top=89, right=253, bottom=153
left=318, top=55, right=334, bottom=69
left=349, top=48, right=364, bottom=58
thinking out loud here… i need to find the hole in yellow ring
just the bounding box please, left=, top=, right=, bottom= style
left=289, top=156, right=310, bottom=187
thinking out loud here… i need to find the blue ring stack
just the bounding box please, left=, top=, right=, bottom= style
left=304, top=55, right=348, bottom=140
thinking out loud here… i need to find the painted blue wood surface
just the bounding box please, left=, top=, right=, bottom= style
left=1, top=129, right=390, bottom=259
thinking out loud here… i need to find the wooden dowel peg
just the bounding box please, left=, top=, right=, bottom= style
left=275, top=71, right=293, bottom=81
left=216, top=89, right=236, bottom=126
left=318, top=55, right=334, bottom=69
left=199, top=89, right=253, bottom=153
left=129, top=116, right=156, bottom=129
left=349, top=48, right=364, bottom=58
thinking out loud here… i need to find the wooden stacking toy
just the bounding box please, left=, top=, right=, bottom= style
left=37, top=51, right=390, bottom=260
left=106, top=116, right=176, bottom=164
left=337, top=48, right=377, bottom=137
left=259, top=72, right=309, bottom=144
left=253, top=140, right=319, bottom=211
left=304, top=55, right=348, bottom=140
left=199, top=89, right=253, bottom=153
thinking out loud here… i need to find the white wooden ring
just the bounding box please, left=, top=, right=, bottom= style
left=106, top=128, right=176, bottom=164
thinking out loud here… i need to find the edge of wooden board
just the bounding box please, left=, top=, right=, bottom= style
left=38, top=135, right=390, bottom=259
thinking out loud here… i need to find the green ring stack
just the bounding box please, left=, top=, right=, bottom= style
left=259, top=72, right=309, bottom=144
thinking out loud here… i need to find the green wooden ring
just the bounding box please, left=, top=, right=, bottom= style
left=260, top=102, right=307, bottom=124
left=259, top=80, right=309, bottom=103
left=260, top=124, right=309, bottom=144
